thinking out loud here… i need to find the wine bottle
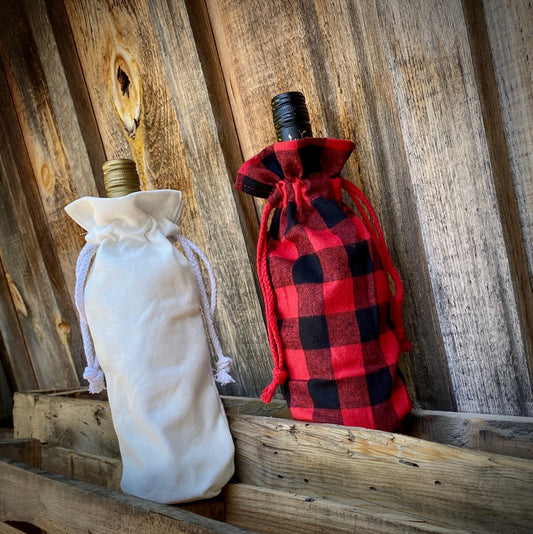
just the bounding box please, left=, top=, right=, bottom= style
left=271, top=91, right=313, bottom=142
left=102, top=158, right=141, bottom=198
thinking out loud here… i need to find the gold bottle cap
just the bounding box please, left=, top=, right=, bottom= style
left=102, top=158, right=141, bottom=198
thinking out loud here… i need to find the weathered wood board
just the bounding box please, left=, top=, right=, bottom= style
left=404, top=408, right=533, bottom=460
left=223, top=484, right=466, bottom=534
left=41, top=445, right=121, bottom=490
left=14, top=391, right=119, bottom=458
left=377, top=0, right=533, bottom=415
left=0, top=0, right=532, bottom=416
left=206, top=0, right=533, bottom=416
left=5, top=439, right=460, bottom=533
left=0, top=24, right=82, bottom=389
left=0, top=438, right=41, bottom=468
left=14, top=390, right=533, bottom=460
left=0, top=458, right=246, bottom=534
left=206, top=0, right=457, bottom=411
left=229, top=414, right=533, bottom=533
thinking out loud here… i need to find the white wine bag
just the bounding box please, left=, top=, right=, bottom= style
left=65, top=189, right=235, bottom=504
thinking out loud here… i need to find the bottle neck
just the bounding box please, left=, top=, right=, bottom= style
left=102, top=159, right=141, bottom=198
left=271, top=91, right=313, bottom=142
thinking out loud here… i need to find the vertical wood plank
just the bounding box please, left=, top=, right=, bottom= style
left=0, top=56, right=80, bottom=389
left=0, top=0, right=115, bottom=388
left=147, top=0, right=272, bottom=395
left=206, top=0, right=456, bottom=409
left=483, top=0, right=533, bottom=273
left=0, top=256, right=36, bottom=392
left=63, top=0, right=271, bottom=397
left=1, top=0, right=102, bottom=297
left=479, top=0, right=533, bottom=382
left=377, top=0, right=533, bottom=415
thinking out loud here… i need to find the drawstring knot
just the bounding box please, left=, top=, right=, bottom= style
left=83, top=366, right=105, bottom=394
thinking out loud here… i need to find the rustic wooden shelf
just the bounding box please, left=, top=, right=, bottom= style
left=1, top=390, right=532, bottom=533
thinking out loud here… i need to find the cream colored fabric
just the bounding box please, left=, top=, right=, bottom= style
left=65, top=190, right=234, bottom=504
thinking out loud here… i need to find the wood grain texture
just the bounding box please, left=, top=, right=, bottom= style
left=0, top=0, right=531, bottom=420
left=1, top=0, right=102, bottom=312
left=147, top=0, right=272, bottom=396
left=0, top=262, right=35, bottom=392
left=478, top=0, right=533, bottom=386
left=0, top=44, right=81, bottom=389
left=41, top=445, right=122, bottom=490
left=40, top=445, right=225, bottom=522
left=15, top=390, right=533, bottom=462
left=376, top=0, right=533, bottom=415
left=229, top=414, right=533, bottom=533
left=483, top=0, right=533, bottom=277
left=0, top=459, right=248, bottom=534
left=404, top=409, right=533, bottom=460
left=206, top=0, right=456, bottom=410
left=13, top=391, right=533, bottom=533
left=13, top=392, right=120, bottom=458
left=224, top=484, right=466, bottom=534
left=13, top=391, right=290, bottom=457
left=64, top=0, right=271, bottom=397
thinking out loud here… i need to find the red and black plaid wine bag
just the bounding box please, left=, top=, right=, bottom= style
left=235, top=137, right=412, bottom=431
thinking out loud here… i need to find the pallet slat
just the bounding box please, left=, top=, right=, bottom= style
left=14, top=391, right=533, bottom=459
left=228, top=414, right=533, bottom=533
left=13, top=391, right=533, bottom=532
left=0, top=458, right=248, bottom=534
left=224, top=483, right=467, bottom=534
left=404, top=409, right=533, bottom=459
left=0, top=439, right=464, bottom=534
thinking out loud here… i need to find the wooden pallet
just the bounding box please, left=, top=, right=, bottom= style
left=1, top=389, right=533, bottom=533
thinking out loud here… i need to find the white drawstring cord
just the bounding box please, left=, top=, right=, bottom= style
left=175, top=234, right=235, bottom=385
left=74, top=242, right=105, bottom=394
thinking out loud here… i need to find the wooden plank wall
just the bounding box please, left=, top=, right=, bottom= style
left=0, top=0, right=531, bottom=416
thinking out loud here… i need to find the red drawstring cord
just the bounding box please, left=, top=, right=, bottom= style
left=257, top=200, right=288, bottom=402
left=341, top=179, right=411, bottom=352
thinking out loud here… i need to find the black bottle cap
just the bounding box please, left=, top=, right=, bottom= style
left=271, top=91, right=313, bottom=142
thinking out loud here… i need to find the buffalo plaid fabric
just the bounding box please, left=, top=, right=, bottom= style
left=235, top=137, right=412, bottom=431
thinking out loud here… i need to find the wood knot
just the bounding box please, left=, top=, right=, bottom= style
left=6, top=272, right=27, bottom=317
left=110, top=47, right=141, bottom=139
left=40, top=163, right=55, bottom=196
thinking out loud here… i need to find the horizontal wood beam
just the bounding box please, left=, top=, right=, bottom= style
left=10, top=391, right=533, bottom=532
left=0, top=441, right=464, bottom=534
left=404, top=409, right=533, bottom=459
left=41, top=445, right=121, bottom=490
left=224, top=483, right=460, bottom=534
left=229, top=414, right=533, bottom=533
left=0, top=458, right=247, bottom=534
left=15, top=390, right=533, bottom=460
